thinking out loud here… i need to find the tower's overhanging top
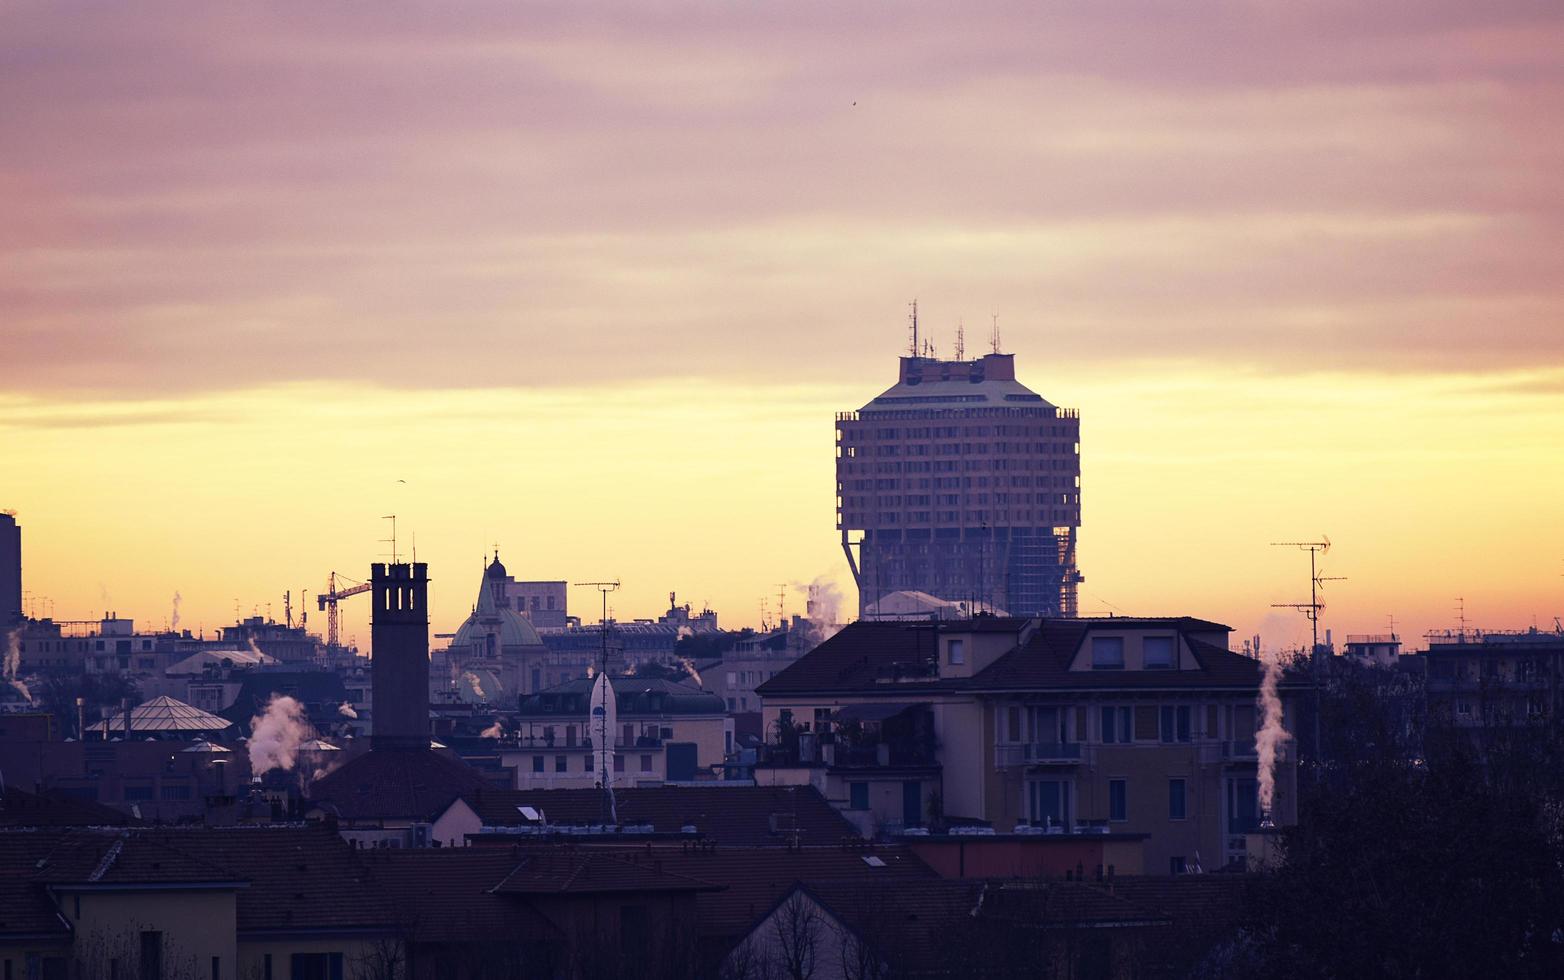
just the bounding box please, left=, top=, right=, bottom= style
left=859, top=352, right=1055, bottom=414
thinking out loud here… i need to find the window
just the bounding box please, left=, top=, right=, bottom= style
left=1100, top=706, right=1131, bottom=744
left=1143, top=636, right=1175, bottom=669
left=554, top=755, right=567, bottom=773
left=948, top=639, right=966, bottom=665
left=1169, top=779, right=1187, bottom=820
left=532, top=755, right=544, bottom=773
left=640, top=754, right=652, bottom=773
left=124, top=784, right=154, bottom=801
left=288, top=953, right=344, bottom=980
left=211, top=956, right=220, bottom=980
left=1109, top=779, right=1127, bottom=822
left=160, top=784, right=191, bottom=801
left=1091, top=637, right=1124, bottom=670
left=1029, top=779, right=1071, bottom=827
left=614, top=754, right=625, bottom=773
left=1160, top=706, right=1192, bottom=743
left=140, top=931, right=163, bottom=980
left=1008, top=705, right=1023, bottom=742
left=1456, top=700, right=1473, bottom=716
left=850, top=781, right=869, bottom=810
left=1170, top=856, right=1187, bottom=875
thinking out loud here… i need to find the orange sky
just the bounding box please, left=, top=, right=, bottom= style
left=3, top=2, right=1562, bottom=652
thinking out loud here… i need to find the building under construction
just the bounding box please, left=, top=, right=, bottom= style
left=836, top=331, right=1082, bottom=618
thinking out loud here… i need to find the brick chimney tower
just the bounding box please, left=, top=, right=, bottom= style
left=370, top=561, right=430, bottom=751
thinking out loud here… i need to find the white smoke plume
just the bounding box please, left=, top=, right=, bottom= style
left=4, top=628, right=31, bottom=702
left=170, top=591, right=182, bottom=632
left=462, top=671, right=486, bottom=700
left=675, top=626, right=693, bottom=641
left=1255, top=651, right=1291, bottom=819
left=796, top=575, right=845, bottom=644
left=246, top=637, right=266, bottom=659
left=675, top=656, right=702, bottom=687
left=337, top=701, right=358, bottom=719
left=480, top=720, right=504, bottom=738
left=249, top=695, right=310, bottom=776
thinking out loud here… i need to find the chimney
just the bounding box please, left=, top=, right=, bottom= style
left=370, top=562, right=431, bottom=751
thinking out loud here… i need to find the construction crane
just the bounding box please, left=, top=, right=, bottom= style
left=317, top=572, right=371, bottom=650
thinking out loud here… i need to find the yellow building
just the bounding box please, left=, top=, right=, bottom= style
left=756, top=616, right=1299, bottom=873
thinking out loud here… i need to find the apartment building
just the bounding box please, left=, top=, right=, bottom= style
left=756, top=616, right=1298, bottom=873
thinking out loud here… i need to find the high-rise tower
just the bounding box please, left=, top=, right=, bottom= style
left=836, top=350, right=1082, bottom=618
left=370, top=561, right=430, bottom=750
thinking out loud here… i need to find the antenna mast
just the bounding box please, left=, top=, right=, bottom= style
left=954, top=320, right=965, bottom=361
left=990, top=313, right=1001, bottom=354
left=575, top=580, right=621, bottom=824
left=381, top=515, right=398, bottom=564
left=908, top=299, right=919, bottom=357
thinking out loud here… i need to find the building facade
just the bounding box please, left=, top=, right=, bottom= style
left=836, top=350, right=1082, bottom=618
left=756, top=617, right=1298, bottom=873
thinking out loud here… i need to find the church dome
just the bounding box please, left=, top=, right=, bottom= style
left=449, top=559, right=543, bottom=654
left=486, top=553, right=508, bottom=580
left=451, top=605, right=542, bottom=651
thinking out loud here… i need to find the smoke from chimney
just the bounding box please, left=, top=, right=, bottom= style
left=337, top=701, right=358, bottom=719
left=170, top=591, right=182, bottom=632
left=249, top=695, right=311, bottom=776
left=1255, top=650, right=1291, bottom=819
left=461, top=671, right=487, bottom=700
left=795, top=575, right=845, bottom=645
left=4, top=627, right=30, bottom=702
left=480, top=720, right=504, bottom=738
left=675, top=656, right=703, bottom=687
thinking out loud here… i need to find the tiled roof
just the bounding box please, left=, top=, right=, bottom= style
left=309, top=747, right=490, bottom=821
left=788, top=877, right=1169, bottom=974
left=759, top=618, right=1267, bottom=698
left=363, top=848, right=561, bottom=942
left=758, top=622, right=946, bottom=696
left=0, top=825, right=398, bottom=936
left=518, top=676, right=725, bottom=718
left=969, top=630, right=1268, bottom=692
left=468, top=785, right=859, bottom=846
left=0, top=785, right=136, bottom=828
left=491, top=847, right=720, bottom=896
left=592, top=844, right=938, bottom=942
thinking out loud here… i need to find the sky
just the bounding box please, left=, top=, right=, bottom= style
left=3, top=1, right=1562, bottom=653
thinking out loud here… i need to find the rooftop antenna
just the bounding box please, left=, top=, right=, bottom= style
left=954, top=320, right=965, bottom=361
left=1387, top=613, right=1397, bottom=640
left=381, top=515, right=398, bottom=564
left=284, top=592, right=293, bottom=629
left=574, top=579, right=621, bottom=824
left=1272, top=536, right=1341, bottom=773
left=908, top=299, right=919, bottom=357
left=1455, top=596, right=1467, bottom=639
left=990, top=313, right=1001, bottom=354
left=776, top=584, right=788, bottom=625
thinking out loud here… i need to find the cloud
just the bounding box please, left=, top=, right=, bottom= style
left=2, top=1, right=1562, bottom=395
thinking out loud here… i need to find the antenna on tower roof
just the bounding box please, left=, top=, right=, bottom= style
left=990, top=313, right=1001, bottom=354
left=908, top=299, right=920, bottom=357
left=955, top=320, right=965, bottom=361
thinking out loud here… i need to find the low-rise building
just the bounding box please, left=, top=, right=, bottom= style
left=503, top=677, right=728, bottom=789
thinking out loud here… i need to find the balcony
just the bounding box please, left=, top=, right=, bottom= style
left=994, top=742, right=1083, bottom=768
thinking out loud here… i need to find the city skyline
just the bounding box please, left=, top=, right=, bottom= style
left=4, top=1, right=1563, bottom=650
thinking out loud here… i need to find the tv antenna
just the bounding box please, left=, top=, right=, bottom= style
left=954, top=320, right=965, bottom=361
left=574, top=580, right=621, bottom=676
left=1270, top=537, right=1343, bottom=657
left=907, top=299, right=919, bottom=357
left=1455, top=596, right=1468, bottom=639
left=380, top=515, right=398, bottom=564
left=990, top=313, right=1001, bottom=354
left=776, top=583, right=788, bottom=625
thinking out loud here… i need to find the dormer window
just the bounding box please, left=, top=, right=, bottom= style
left=1144, top=636, right=1175, bottom=670
left=1091, top=637, right=1125, bottom=670
left=948, top=639, right=966, bottom=665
